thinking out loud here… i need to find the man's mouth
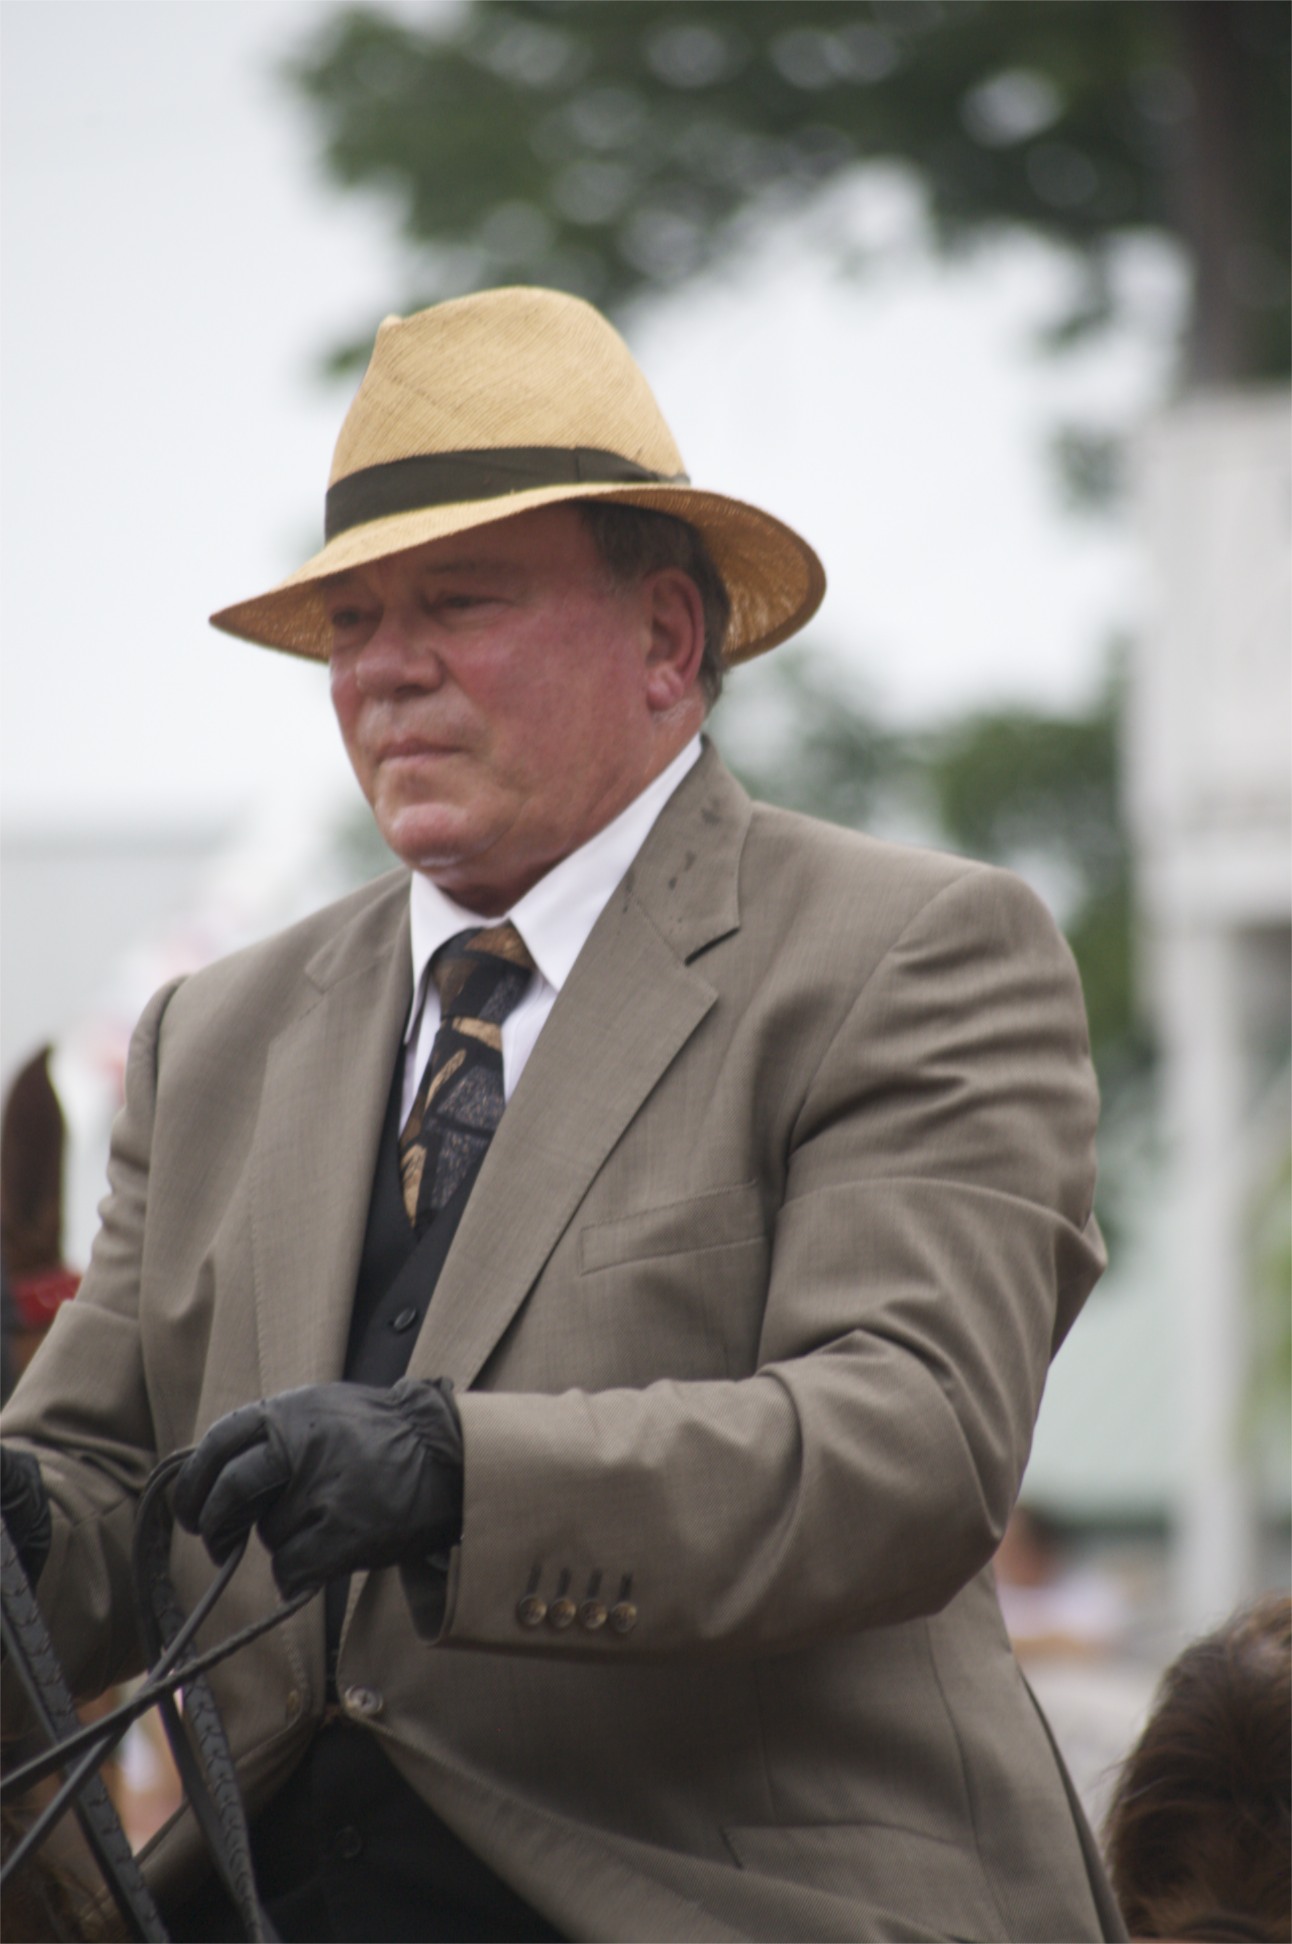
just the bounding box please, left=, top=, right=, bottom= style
left=377, top=738, right=459, bottom=762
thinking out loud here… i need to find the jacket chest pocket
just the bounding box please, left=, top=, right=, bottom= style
left=576, top=1181, right=769, bottom=1381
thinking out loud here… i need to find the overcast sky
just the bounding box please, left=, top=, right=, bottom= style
left=2, top=0, right=1184, bottom=831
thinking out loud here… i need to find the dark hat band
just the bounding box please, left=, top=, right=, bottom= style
left=325, top=446, right=691, bottom=541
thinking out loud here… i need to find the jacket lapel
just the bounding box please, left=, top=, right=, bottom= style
left=249, top=876, right=413, bottom=1401
left=407, top=746, right=751, bottom=1389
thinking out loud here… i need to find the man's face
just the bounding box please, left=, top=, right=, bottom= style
left=327, top=506, right=697, bottom=913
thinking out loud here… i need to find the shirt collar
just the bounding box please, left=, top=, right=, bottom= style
left=405, top=736, right=702, bottom=1041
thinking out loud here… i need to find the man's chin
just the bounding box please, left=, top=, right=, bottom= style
left=379, top=808, right=479, bottom=876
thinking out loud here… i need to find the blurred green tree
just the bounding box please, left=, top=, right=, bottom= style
left=287, top=0, right=1289, bottom=383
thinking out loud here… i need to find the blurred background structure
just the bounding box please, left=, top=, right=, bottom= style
left=3, top=0, right=1289, bottom=1840
left=1130, top=395, right=1290, bottom=1632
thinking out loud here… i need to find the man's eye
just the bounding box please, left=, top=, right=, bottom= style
left=329, top=607, right=366, bottom=632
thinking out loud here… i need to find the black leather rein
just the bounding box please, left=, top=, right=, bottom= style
left=2, top=1450, right=312, bottom=1942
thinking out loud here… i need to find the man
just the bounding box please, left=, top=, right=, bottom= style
left=2, top=287, right=1124, bottom=1942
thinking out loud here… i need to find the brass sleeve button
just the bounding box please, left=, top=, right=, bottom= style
left=578, top=1600, right=607, bottom=1631
left=547, top=1596, right=577, bottom=1630
left=516, top=1594, right=547, bottom=1628
left=608, top=1601, right=638, bottom=1636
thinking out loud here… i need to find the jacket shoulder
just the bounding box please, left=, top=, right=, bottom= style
left=161, top=867, right=409, bottom=1039
left=745, top=798, right=979, bottom=922
left=737, top=798, right=1073, bottom=979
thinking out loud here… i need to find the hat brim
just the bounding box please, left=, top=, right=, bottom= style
left=209, top=480, right=825, bottom=666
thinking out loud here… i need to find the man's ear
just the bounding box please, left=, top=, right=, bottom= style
left=642, top=568, right=706, bottom=714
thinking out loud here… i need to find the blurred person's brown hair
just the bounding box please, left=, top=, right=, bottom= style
left=1105, top=1594, right=1291, bottom=1942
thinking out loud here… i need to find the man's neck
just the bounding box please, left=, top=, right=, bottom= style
left=423, top=720, right=706, bottom=916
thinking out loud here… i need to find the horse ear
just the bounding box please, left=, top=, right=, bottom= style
left=1, top=1046, right=65, bottom=1278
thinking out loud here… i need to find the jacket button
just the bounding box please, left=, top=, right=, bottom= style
left=516, top=1593, right=547, bottom=1628
left=343, top=1684, right=384, bottom=1720
left=284, top=1688, right=303, bottom=1724
left=391, top=1306, right=419, bottom=1333
left=547, top=1597, right=577, bottom=1630
left=578, top=1600, right=607, bottom=1632
left=608, top=1601, right=638, bottom=1636
left=334, top=1824, right=364, bottom=1861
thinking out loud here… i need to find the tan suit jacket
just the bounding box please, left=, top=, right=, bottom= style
left=5, top=745, right=1121, bottom=1942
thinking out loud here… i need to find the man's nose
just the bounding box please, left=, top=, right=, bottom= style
left=352, top=610, right=444, bottom=697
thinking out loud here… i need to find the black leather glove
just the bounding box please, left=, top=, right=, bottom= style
left=1, top=1444, right=53, bottom=1588
left=172, top=1378, right=464, bottom=1599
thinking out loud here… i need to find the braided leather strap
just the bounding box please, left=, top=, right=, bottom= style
left=132, top=1454, right=279, bottom=1944
left=3, top=1455, right=311, bottom=1941
left=1, top=1518, right=168, bottom=1941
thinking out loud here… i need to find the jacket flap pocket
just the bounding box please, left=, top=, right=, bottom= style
left=579, top=1181, right=764, bottom=1275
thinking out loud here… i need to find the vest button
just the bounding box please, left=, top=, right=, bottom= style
left=516, top=1594, right=547, bottom=1628
left=335, top=1824, right=364, bottom=1861
left=547, top=1597, right=577, bottom=1630
left=343, top=1684, right=384, bottom=1720
left=391, top=1307, right=419, bottom=1333
left=608, top=1601, right=638, bottom=1636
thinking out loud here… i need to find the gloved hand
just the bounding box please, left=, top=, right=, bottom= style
left=172, top=1378, right=464, bottom=1599
left=1, top=1443, right=53, bottom=1588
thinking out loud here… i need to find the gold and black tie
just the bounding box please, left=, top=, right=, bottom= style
left=398, top=923, right=535, bottom=1232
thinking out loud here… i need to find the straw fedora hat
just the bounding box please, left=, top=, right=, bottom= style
left=210, top=286, right=825, bottom=665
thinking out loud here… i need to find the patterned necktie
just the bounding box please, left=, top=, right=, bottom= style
left=398, top=923, right=535, bottom=1232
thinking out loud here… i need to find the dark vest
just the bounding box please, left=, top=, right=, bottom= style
left=322, top=1068, right=477, bottom=1677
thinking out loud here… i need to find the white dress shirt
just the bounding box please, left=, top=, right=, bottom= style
left=400, top=736, right=702, bottom=1123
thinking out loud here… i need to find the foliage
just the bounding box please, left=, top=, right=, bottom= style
left=714, top=653, right=907, bottom=833
left=287, top=0, right=1290, bottom=382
